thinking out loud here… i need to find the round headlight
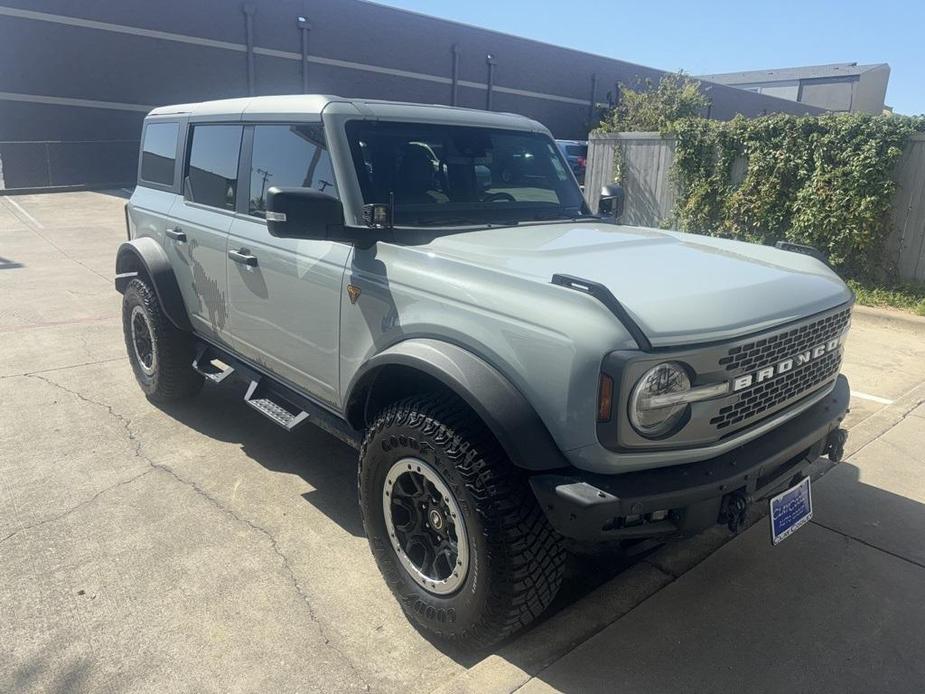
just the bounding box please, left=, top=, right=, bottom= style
left=629, top=362, right=691, bottom=437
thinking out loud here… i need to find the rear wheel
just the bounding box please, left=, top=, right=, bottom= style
left=121, top=278, right=203, bottom=402
left=359, top=392, right=566, bottom=649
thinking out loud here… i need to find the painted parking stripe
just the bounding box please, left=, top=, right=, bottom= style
left=4, top=196, right=43, bottom=229
left=851, top=391, right=894, bottom=405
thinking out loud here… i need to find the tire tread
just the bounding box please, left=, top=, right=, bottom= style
left=360, top=391, right=565, bottom=649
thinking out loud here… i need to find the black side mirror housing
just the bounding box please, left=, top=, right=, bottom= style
left=598, top=184, right=625, bottom=219
left=265, top=186, right=347, bottom=240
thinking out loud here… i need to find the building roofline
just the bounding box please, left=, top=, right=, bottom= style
left=697, top=62, right=890, bottom=85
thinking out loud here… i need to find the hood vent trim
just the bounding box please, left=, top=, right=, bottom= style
left=551, top=273, right=652, bottom=351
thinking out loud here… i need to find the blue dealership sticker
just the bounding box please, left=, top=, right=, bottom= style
left=769, top=476, right=813, bottom=545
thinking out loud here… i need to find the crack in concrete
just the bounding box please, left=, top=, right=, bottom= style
left=0, top=356, right=125, bottom=381
left=16, top=373, right=371, bottom=691
left=0, top=468, right=154, bottom=547
left=810, top=520, right=925, bottom=571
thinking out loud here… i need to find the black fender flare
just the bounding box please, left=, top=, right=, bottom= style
left=114, top=237, right=192, bottom=331
left=345, top=339, right=569, bottom=472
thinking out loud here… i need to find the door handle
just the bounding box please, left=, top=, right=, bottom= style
left=228, top=248, right=258, bottom=267
left=165, top=227, right=187, bottom=242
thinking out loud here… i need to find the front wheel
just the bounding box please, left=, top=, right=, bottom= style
left=359, top=393, right=565, bottom=649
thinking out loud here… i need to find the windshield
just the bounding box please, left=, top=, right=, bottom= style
left=345, top=121, right=591, bottom=227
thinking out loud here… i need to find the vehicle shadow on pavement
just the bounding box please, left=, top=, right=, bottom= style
left=7, top=653, right=92, bottom=694
left=155, top=379, right=367, bottom=537
left=511, top=461, right=925, bottom=694
left=0, top=255, right=24, bottom=270
left=152, top=376, right=652, bottom=662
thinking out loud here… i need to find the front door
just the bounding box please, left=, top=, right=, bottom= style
left=226, top=123, right=349, bottom=407
left=166, top=122, right=244, bottom=343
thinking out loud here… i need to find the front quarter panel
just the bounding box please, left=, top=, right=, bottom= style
left=338, top=241, right=635, bottom=453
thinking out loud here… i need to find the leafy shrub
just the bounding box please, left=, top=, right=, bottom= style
left=670, top=113, right=925, bottom=277
left=595, top=71, right=925, bottom=278
left=596, top=72, right=709, bottom=134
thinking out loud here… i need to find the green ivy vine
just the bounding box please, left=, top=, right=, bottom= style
left=668, top=113, right=925, bottom=277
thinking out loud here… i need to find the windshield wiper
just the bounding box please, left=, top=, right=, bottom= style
left=531, top=212, right=597, bottom=222
left=405, top=217, right=523, bottom=228
left=405, top=217, right=486, bottom=227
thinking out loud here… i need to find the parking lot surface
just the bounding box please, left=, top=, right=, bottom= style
left=2, top=191, right=925, bottom=693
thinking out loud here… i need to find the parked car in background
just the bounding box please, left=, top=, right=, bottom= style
left=556, top=139, right=588, bottom=186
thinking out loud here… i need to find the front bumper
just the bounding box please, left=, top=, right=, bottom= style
left=530, top=374, right=850, bottom=543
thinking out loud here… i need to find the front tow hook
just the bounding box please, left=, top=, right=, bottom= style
left=825, top=428, right=848, bottom=463
left=719, top=491, right=749, bottom=533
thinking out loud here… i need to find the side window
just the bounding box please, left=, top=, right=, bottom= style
left=248, top=124, right=338, bottom=218
left=185, top=124, right=243, bottom=211
left=139, top=121, right=179, bottom=186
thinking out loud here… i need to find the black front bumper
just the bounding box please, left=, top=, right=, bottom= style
left=531, top=375, right=850, bottom=543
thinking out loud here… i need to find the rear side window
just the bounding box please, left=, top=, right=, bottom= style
left=139, top=122, right=179, bottom=186
left=185, top=124, right=243, bottom=210
left=248, top=124, right=338, bottom=218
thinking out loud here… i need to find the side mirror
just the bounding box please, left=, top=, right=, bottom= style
left=265, top=187, right=346, bottom=240
left=598, top=184, right=625, bottom=219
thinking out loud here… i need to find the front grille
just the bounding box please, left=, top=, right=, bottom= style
left=710, top=349, right=841, bottom=430
left=609, top=302, right=851, bottom=452
left=718, top=307, right=851, bottom=374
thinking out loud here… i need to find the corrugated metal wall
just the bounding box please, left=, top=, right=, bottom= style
left=0, top=0, right=826, bottom=191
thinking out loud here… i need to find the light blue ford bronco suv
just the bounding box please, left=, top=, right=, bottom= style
left=117, top=95, right=851, bottom=648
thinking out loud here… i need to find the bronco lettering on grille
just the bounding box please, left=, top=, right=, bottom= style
left=732, top=337, right=842, bottom=392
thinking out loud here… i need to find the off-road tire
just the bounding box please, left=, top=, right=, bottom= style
left=359, top=392, right=566, bottom=650
left=122, top=278, right=203, bottom=402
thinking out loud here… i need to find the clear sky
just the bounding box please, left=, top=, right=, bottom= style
left=372, top=0, right=923, bottom=115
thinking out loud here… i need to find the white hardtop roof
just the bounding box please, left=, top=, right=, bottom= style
left=146, top=94, right=546, bottom=131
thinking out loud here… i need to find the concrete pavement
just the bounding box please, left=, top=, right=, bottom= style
left=2, top=191, right=924, bottom=693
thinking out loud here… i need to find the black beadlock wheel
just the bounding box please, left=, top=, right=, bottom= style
left=359, top=392, right=566, bottom=650
left=121, top=278, right=203, bottom=402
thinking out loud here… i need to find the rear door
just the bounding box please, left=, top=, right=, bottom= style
left=166, top=123, right=244, bottom=343
left=225, top=122, right=349, bottom=407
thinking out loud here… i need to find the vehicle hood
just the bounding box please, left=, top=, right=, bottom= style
left=424, top=222, right=853, bottom=347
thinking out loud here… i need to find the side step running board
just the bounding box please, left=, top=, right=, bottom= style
left=192, top=345, right=236, bottom=383
left=190, top=338, right=363, bottom=449
left=244, top=378, right=309, bottom=431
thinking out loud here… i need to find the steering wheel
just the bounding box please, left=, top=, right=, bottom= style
left=482, top=191, right=516, bottom=203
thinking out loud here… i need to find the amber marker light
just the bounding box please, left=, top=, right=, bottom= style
left=597, top=373, right=614, bottom=422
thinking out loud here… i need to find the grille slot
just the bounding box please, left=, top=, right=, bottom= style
left=718, top=307, right=851, bottom=374
left=710, top=350, right=841, bottom=430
